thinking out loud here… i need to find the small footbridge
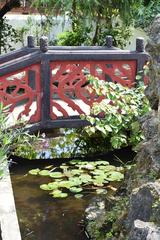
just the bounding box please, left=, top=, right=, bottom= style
left=0, top=36, right=149, bottom=132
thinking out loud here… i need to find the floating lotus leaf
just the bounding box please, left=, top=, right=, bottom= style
left=95, top=161, right=109, bottom=165
left=40, top=184, right=50, bottom=190
left=70, top=169, right=84, bottom=175
left=48, top=182, right=59, bottom=190
left=116, top=166, right=124, bottom=172
left=105, top=171, right=124, bottom=181
left=74, top=194, right=84, bottom=199
left=39, top=170, right=50, bottom=176
left=91, top=169, right=105, bottom=175
left=93, top=176, right=104, bottom=186
left=40, top=184, right=52, bottom=191
left=68, top=177, right=82, bottom=186
left=83, top=163, right=95, bottom=170
left=50, top=190, right=68, bottom=198
left=98, top=165, right=116, bottom=171
left=29, top=168, right=40, bottom=175
left=50, top=189, right=62, bottom=196
left=80, top=174, right=92, bottom=183
left=49, top=172, right=64, bottom=178
left=58, top=181, right=72, bottom=189
left=94, top=175, right=105, bottom=181
left=56, top=193, right=68, bottom=198
left=70, top=187, right=83, bottom=193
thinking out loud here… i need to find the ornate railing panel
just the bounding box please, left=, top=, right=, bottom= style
left=50, top=60, right=137, bottom=119
left=0, top=64, right=41, bottom=123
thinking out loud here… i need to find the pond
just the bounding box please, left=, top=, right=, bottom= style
left=10, top=149, right=135, bottom=240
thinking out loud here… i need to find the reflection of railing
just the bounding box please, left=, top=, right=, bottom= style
left=0, top=35, right=149, bottom=132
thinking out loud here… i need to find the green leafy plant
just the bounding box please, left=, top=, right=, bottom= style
left=132, top=0, right=160, bottom=30
left=80, top=76, right=150, bottom=150
left=57, top=25, right=91, bottom=46
left=29, top=159, right=125, bottom=198
left=0, top=103, right=42, bottom=178
left=0, top=18, right=20, bottom=54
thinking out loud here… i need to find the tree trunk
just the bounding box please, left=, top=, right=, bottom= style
left=0, top=0, right=21, bottom=19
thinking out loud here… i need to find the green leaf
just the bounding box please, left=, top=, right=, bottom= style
left=29, top=168, right=40, bottom=175
left=105, top=125, right=112, bottom=132
left=49, top=172, right=64, bottom=178
left=39, top=170, right=50, bottom=176
left=105, top=171, right=124, bottom=181
left=70, top=187, right=83, bottom=193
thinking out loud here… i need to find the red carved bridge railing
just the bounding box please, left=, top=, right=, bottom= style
left=0, top=36, right=149, bottom=132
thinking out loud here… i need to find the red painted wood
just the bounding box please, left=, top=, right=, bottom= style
left=50, top=60, right=137, bottom=119
left=0, top=64, right=41, bottom=123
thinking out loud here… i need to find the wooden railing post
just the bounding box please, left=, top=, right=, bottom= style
left=40, top=36, right=51, bottom=127
left=40, top=36, right=48, bottom=53
left=136, top=37, right=144, bottom=52
left=105, top=35, right=113, bottom=48
left=27, top=36, right=35, bottom=48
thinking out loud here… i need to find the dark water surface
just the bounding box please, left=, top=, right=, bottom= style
left=10, top=149, right=135, bottom=240
left=10, top=162, right=91, bottom=240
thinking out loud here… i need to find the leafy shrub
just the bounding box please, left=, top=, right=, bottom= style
left=0, top=103, right=41, bottom=178
left=133, top=0, right=160, bottom=30
left=0, top=18, right=20, bottom=54
left=57, top=25, right=91, bottom=46
left=80, top=76, right=150, bottom=150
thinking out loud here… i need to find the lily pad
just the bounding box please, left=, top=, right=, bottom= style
left=58, top=181, right=72, bottom=189
left=70, top=187, right=83, bottom=193
left=91, top=169, right=105, bottom=175
left=98, top=165, right=116, bottom=171
left=68, top=177, right=82, bottom=186
left=50, top=190, right=68, bottom=198
left=49, top=172, right=64, bottom=178
left=29, top=168, right=40, bottom=175
left=105, top=171, right=124, bottom=181
left=70, top=169, right=84, bottom=175
left=95, top=161, right=109, bottom=165
left=48, top=182, right=59, bottom=189
left=39, top=170, right=50, bottom=176
left=80, top=174, right=92, bottom=183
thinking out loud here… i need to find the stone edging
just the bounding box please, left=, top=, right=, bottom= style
left=0, top=172, right=21, bottom=240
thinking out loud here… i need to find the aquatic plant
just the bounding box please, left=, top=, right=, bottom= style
left=29, top=160, right=125, bottom=198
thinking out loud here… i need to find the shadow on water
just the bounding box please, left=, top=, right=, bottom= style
left=10, top=148, right=135, bottom=240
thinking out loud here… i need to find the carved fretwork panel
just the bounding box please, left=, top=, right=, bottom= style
left=50, top=60, right=137, bottom=119
left=0, top=64, right=41, bottom=123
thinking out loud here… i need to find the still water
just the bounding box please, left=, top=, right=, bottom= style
left=10, top=162, right=91, bottom=240
left=10, top=149, right=135, bottom=240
